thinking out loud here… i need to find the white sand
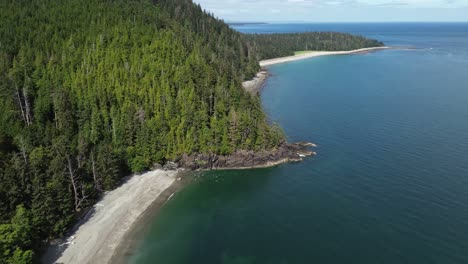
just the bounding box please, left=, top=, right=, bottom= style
left=259, top=46, right=390, bottom=67
left=43, top=170, right=178, bottom=264
left=242, top=71, right=268, bottom=94
left=241, top=47, right=389, bottom=93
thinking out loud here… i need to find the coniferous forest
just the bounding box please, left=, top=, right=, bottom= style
left=0, top=0, right=280, bottom=262
left=0, top=0, right=383, bottom=262
left=246, top=32, right=385, bottom=60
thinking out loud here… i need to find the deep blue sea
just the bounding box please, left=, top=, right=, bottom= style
left=130, top=23, right=468, bottom=264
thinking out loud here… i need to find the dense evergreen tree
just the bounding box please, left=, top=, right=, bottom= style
left=0, top=0, right=281, bottom=262
left=0, top=0, right=383, bottom=262
left=245, top=32, right=384, bottom=60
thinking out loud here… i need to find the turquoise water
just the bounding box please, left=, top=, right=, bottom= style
left=130, top=23, right=468, bottom=263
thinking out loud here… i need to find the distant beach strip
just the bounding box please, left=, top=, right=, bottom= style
left=243, top=46, right=390, bottom=94
left=260, top=46, right=390, bottom=67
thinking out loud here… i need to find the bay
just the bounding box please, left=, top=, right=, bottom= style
left=129, top=23, right=468, bottom=264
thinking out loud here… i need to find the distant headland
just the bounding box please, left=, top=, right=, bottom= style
left=228, top=22, right=268, bottom=26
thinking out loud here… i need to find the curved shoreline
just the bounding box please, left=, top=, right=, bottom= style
left=42, top=170, right=179, bottom=264
left=40, top=47, right=386, bottom=264
left=109, top=171, right=193, bottom=264
left=259, top=46, right=390, bottom=67
left=108, top=142, right=316, bottom=263
left=42, top=141, right=316, bottom=263
left=243, top=46, right=390, bottom=94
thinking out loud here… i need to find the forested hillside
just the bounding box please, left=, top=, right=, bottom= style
left=246, top=32, right=385, bottom=60
left=0, top=0, right=282, bottom=262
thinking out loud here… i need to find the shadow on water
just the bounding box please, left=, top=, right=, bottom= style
left=129, top=167, right=289, bottom=264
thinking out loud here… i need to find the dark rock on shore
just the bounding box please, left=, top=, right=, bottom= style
left=179, top=142, right=317, bottom=170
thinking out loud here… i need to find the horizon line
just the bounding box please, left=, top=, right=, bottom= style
left=227, top=21, right=468, bottom=24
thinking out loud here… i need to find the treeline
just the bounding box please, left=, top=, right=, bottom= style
left=245, top=32, right=385, bottom=60
left=0, top=0, right=283, bottom=262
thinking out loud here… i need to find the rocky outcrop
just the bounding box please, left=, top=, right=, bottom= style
left=178, top=142, right=317, bottom=170
left=242, top=71, right=269, bottom=94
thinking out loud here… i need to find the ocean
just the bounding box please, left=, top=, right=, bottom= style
left=128, top=23, right=468, bottom=264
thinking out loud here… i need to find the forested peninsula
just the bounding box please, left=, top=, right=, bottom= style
left=246, top=33, right=385, bottom=60
left=0, top=0, right=383, bottom=262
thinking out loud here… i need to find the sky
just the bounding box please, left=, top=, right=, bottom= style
left=192, top=0, right=468, bottom=22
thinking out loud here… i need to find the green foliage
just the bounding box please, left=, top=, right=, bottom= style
left=10, top=248, right=34, bottom=264
left=245, top=32, right=385, bottom=60
left=0, top=1, right=384, bottom=261
left=0, top=205, right=34, bottom=264
left=0, top=0, right=282, bottom=261
left=129, top=156, right=148, bottom=174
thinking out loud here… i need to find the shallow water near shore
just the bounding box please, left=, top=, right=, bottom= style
left=128, top=23, right=468, bottom=264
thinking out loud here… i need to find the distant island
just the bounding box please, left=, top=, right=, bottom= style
left=0, top=0, right=384, bottom=263
left=228, top=22, right=269, bottom=26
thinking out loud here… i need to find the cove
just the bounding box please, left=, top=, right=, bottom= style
left=128, top=23, right=468, bottom=264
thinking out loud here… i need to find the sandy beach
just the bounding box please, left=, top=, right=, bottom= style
left=260, top=46, right=390, bottom=67
left=42, top=47, right=386, bottom=264
left=42, top=170, right=179, bottom=264
left=241, top=46, right=389, bottom=93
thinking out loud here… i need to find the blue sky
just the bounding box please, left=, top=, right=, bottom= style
left=192, top=0, right=468, bottom=22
